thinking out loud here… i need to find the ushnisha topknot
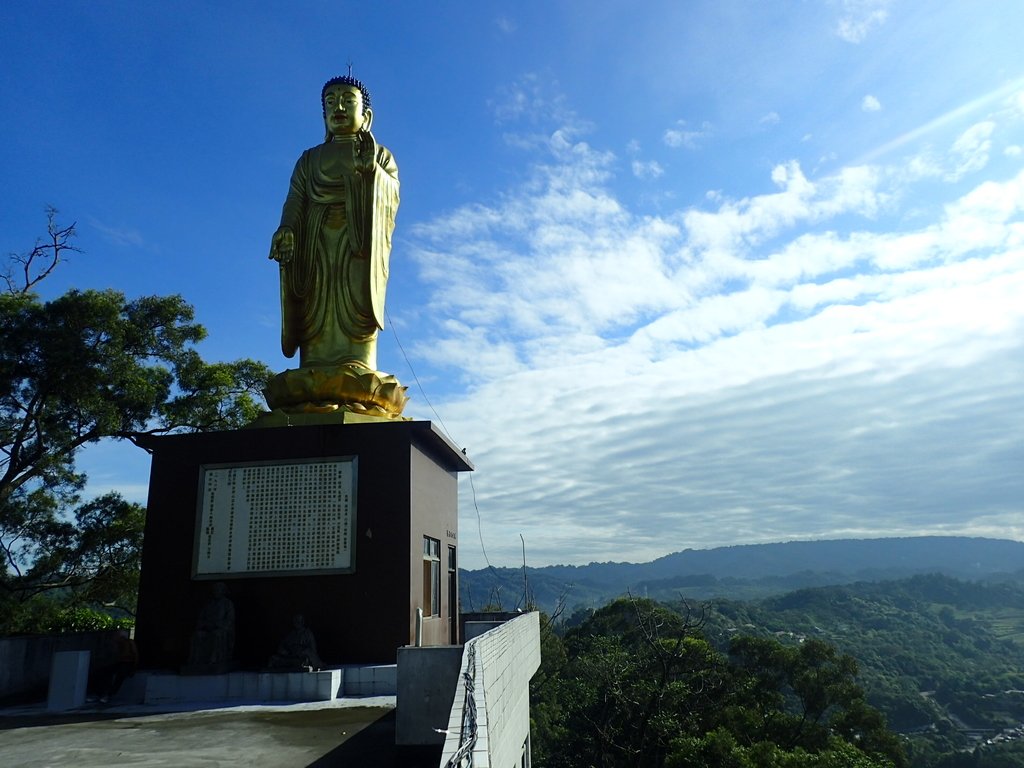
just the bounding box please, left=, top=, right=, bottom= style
left=321, top=74, right=372, bottom=116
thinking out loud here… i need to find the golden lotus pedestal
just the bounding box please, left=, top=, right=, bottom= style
left=253, top=364, right=410, bottom=427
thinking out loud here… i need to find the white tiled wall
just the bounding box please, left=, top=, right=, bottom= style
left=440, top=613, right=541, bottom=768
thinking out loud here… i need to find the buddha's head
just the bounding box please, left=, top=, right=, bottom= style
left=322, top=75, right=373, bottom=141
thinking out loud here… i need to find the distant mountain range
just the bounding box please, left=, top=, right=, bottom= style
left=460, top=536, right=1024, bottom=613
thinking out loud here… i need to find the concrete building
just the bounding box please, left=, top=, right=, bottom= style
left=1, top=419, right=542, bottom=766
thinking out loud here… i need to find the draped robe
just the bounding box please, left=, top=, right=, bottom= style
left=277, top=139, right=399, bottom=369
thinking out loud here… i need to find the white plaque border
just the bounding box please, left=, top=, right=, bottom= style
left=191, top=455, right=358, bottom=580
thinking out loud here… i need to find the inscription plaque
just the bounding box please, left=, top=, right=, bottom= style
left=193, top=457, right=357, bottom=578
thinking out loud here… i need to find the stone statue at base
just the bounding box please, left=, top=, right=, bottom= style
left=263, top=72, right=407, bottom=422
left=268, top=614, right=324, bottom=672
left=184, top=582, right=235, bottom=673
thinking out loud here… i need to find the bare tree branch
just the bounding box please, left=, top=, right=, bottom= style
left=3, top=206, right=82, bottom=295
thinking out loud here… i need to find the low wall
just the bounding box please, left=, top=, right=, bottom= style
left=459, top=611, right=520, bottom=642
left=0, top=630, right=121, bottom=703
left=440, top=611, right=541, bottom=768
left=396, top=646, right=463, bottom=745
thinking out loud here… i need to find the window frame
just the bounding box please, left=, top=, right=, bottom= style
left=422, top=535, right=441, bottom=617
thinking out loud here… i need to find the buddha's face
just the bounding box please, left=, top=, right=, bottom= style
left=323, top=84, right=368, bottom=137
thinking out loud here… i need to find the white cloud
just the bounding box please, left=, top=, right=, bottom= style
left=947, top=121, right=995, bottom=180
left=681, top=162, right=885, bottom=260
left=898, top=151, right=944, bottom=182
left=760, top=112, right=781, bottom=126
left=631, top=159, right=664, bottom=179
left=490, top=74, right=578, bottom=131
left=836, top=0, right=890, bottom=43
left=1006, top=88, right=1024, bottom=118
left=663, top=120, right=712, bottom=149
left=862, top=94, right=882, bottom=112
left=408, top=86, right=1024, bottom=568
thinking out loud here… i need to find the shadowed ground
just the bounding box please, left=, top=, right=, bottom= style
left=0, top=698, right=441, bottom=767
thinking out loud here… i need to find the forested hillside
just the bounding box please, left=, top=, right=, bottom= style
left=552, top=537, right=1024, bottom=582
left=541, top=574, right=1024, bottom=767
left=533, top=598, right=907, bottom=767
left=461, top=537, right=1024, bottom=613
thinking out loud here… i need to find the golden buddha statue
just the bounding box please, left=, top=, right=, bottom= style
left=261, top=75, right=408, bottom=421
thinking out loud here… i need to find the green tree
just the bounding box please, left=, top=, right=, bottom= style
left=19, top=493, right=144, bottom=610
left=533, top=597, right=907, bottom=768
left=1, top=212, right=272, bottom=629
left=541, top=597, right=727, bottom=768
left=726, top=636, right=906, bottom=766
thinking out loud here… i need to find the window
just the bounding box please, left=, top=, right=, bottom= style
left=422, top=536, right=441, bottom=616
left=448, top=546, right=458, bottom=640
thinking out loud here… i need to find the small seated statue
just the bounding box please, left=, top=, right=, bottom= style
left=268, top=614, right=324, bottom=671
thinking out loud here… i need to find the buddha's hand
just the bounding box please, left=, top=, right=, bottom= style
left=269, top=226, right=294, bottom=264
left=354, top=130, right=377, bottom=174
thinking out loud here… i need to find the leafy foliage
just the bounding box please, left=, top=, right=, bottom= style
left=532, top=597, right=906, bottom=768
left=15, top=492, right=146, bottom=611
left=1, top=213, right=272, bottom=631
left=23, top=604, right=135, bottom=634
left=693, top=575, right=1024, bottom=767
left=535, top=576, right=1024, bottom=766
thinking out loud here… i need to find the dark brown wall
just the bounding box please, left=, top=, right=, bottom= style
left=134, top=421, right=470, bottom=669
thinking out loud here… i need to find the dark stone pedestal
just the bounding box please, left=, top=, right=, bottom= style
left=134, top=421, right=471, bottom=670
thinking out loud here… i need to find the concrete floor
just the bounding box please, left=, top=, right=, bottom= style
left=0, top=698, right=442, bottom=768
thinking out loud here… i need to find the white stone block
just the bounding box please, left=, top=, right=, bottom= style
left=47, top=650, right=90, bottom=711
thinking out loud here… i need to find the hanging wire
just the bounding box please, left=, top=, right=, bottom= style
left=387, top=309, right=496, bottom=574
left=385, top=307, right=453, bottom=440
left=468, top=474, right=494, bottom=571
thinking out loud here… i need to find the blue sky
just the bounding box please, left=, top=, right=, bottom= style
left=3, top=1, right=1022, bottom=569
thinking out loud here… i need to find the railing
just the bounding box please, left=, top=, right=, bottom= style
left=443, top=639, right=478, bottom=768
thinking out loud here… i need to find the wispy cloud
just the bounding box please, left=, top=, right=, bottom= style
left=663, top=120, right=713, bottom=149
left=632, top=159, right=664, bottom=179
left=835, top=0, right=890, bottom=43
left=495, top=16, right=516, bottom=34
left=858, top=79, right=1024, bottom=164
left=490, top=74, right=577, bottom=129
left=409, top=85, right=1024, bottom=567
left=947, top=121, right=995, bottom=180
left=87, top=217, right=144, bottom=248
